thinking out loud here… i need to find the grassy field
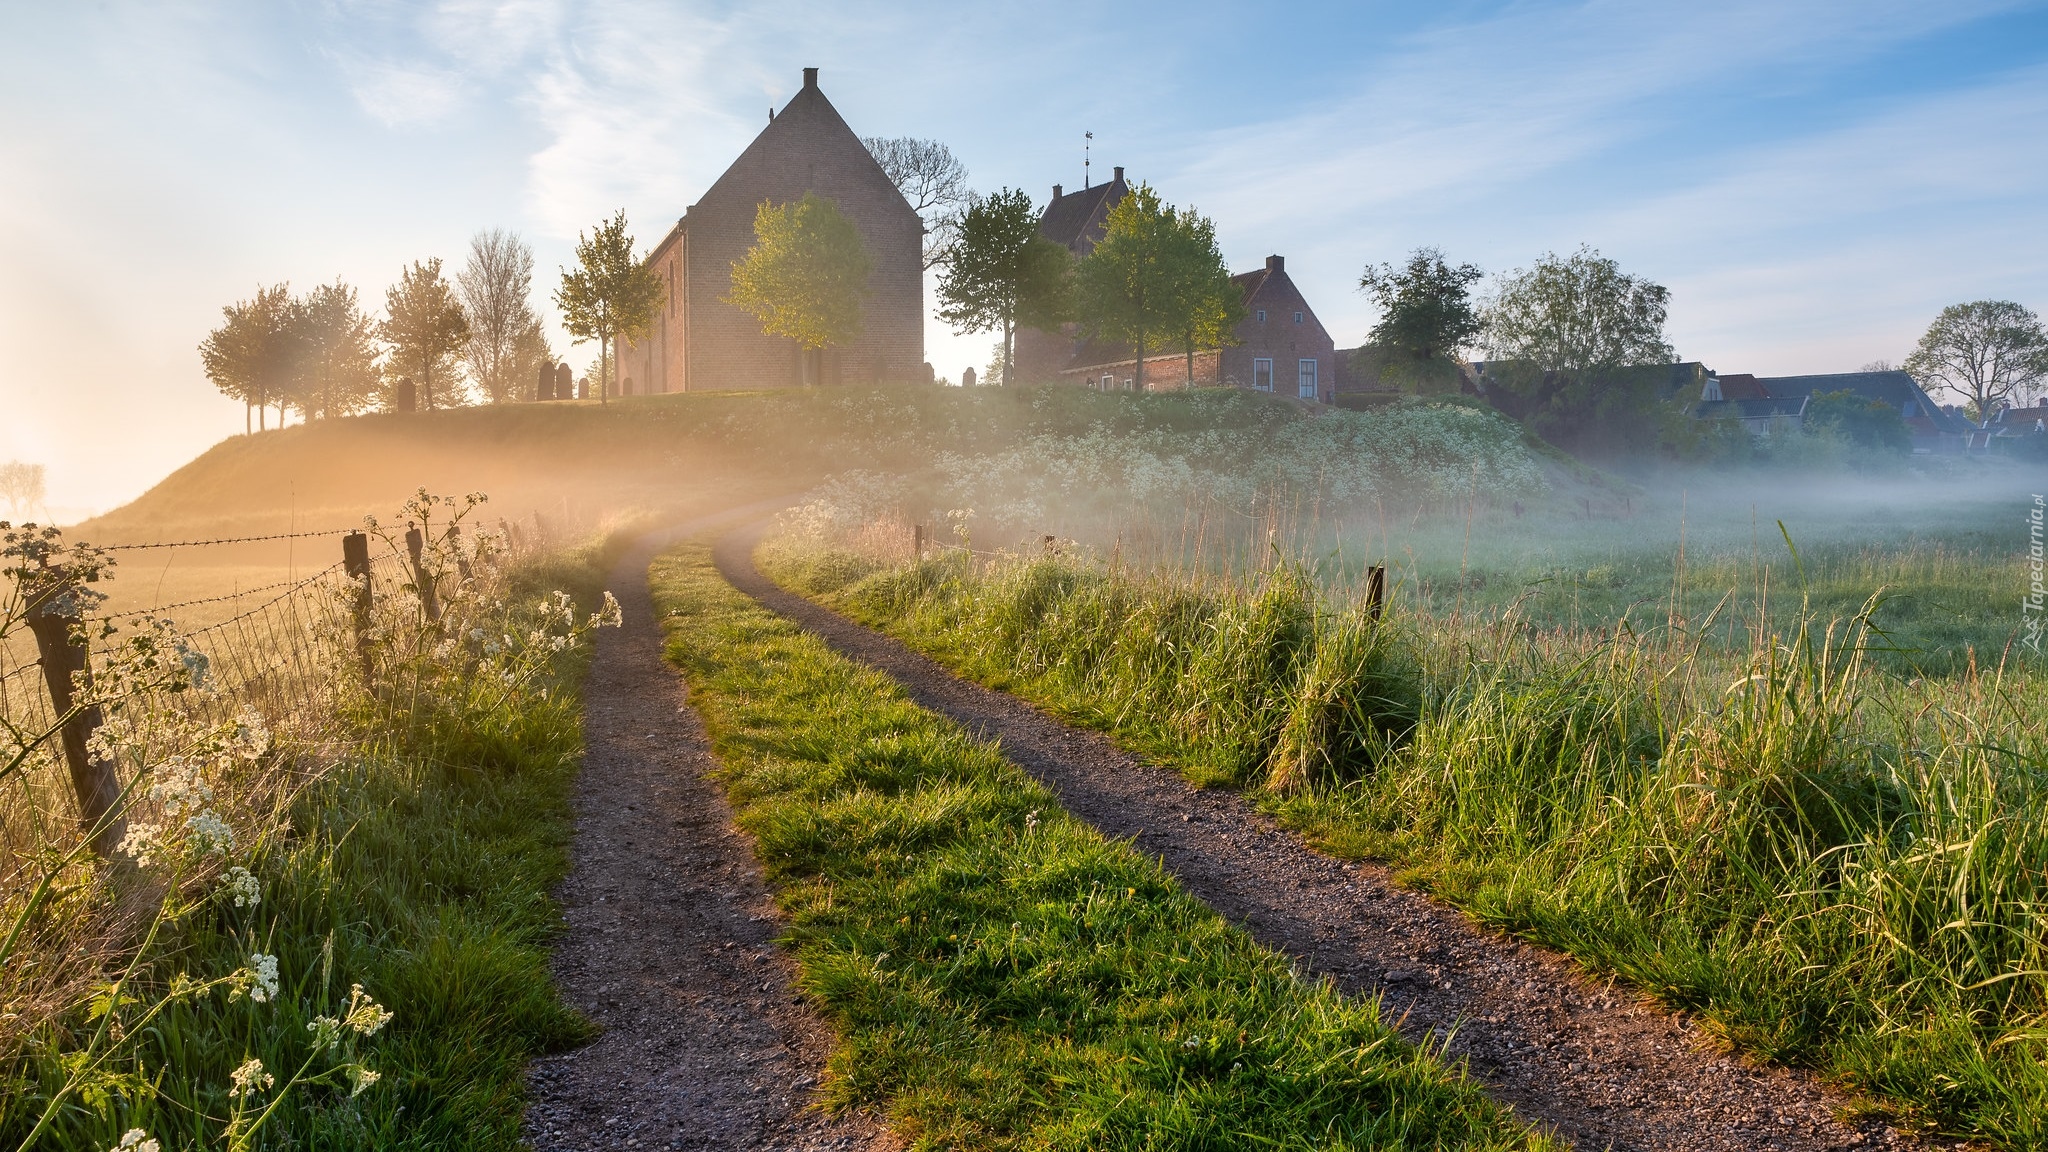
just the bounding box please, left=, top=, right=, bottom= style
left=650, top=541, right=1553, bottom=1151
left=0, top=510, right=619, bottom=1150
left=765, top=533, right=2048, bottom=1148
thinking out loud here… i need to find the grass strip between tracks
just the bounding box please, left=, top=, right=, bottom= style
left=650, top=542, right=1551, bottom=1151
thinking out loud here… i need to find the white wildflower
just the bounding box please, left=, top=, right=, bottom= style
left=344, top=983, right=393, bottom=1035
left=308, top=1014, right=343, bottom=1051
left=240, top=953, right=280, bottom=1003
left=1023, top=809, right=1039, bottom=832
left=227, top=705, right=270, bottom=760
left=590, top=590, right=623, bottom=629
left=149, top=758, right=213, bottom=817
left=221, top=865, right=261, bottom=908
left=185, top=809, right=235, bottom=855
left=349, top=1065, right=382, bottom=1096
left=229, top=1056, right=274, bottom=1099
left=109, top=1130, right=158, bottom=1152
left=118, top=823, right=164, bottom=868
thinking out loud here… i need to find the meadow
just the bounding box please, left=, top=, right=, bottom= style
left=753, top=406, right=2048, bottom=1146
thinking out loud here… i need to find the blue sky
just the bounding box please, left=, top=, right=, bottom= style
left=3, top=0, right=2045, bottom=514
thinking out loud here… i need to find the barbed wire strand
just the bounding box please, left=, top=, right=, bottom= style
left=102, top=527, right=360, bottom=552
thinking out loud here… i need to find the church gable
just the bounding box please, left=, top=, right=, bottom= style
left=694, top=69, right=920, bottom=231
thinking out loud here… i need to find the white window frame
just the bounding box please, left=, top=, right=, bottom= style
left=1256, top=309, right=1267, bottom=323
left=1294, top=311, right=1303, bottom=324
left=1100, top=374, right=1114, bottom=390
left=1297, top=358, right=1318, bottom=399
left=1252, top=358, right=1274, bottom=392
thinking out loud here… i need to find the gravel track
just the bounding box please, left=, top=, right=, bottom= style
left=524, top=514, right=894, bottom=1152
left=713, top=520, right=1945, bottom=1152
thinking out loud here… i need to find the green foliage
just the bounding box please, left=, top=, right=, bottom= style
left=1805, top=389, right=1910, bottom=454
left=380, top=258, right=471, bottom=410
left=198, top=284, right=297, bottom=427
left=293, top=279, right=381, bottom=419
left=554, top=211, right=665, bottom=404
left=1358, top=248, right=1483, bottom=394
left=936, top=188, right=1073, bottom=383
left=1480, top=248, right=1676, bottom=457
left=1903, top=300, right=2048, bottom=420
left=1074, top=184, right=1237, bottom=391
left=457, top=229, right=548, bottom=405
left=820, top=542, right=2048, bottom=1147
left=725, top=193, right=871, bottom=354
left=652, top=545, right=1548, bottom=1151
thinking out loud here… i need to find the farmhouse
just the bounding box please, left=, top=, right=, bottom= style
left=1694, top=369, right=1969, bottom=452
left=617, top=68, right=925, bottom=392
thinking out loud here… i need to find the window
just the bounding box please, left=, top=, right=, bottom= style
left=1294, top=311, right=1303, bottom=324
left=1252, top=358, right=1274, bottom=391
left=1297, top=358, right=1318, bottom=400
left=1101, top=374, right=1115, bottom=390
left=1256, top=309, right=1267, bottom=323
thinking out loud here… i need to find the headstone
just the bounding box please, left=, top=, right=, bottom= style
left=962, top=366, right=977, bottom=389
left=536, top=362, right=554, bottom=402
left=555, top=363, right=573, bottom=400
left=577, top=378, right=589, bottom=400
left=394, top=377, right=416, bottom=412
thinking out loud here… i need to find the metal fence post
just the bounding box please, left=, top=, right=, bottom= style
left=25, top=573, right=122, bottom=857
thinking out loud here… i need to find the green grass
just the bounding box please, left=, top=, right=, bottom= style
left=648, top=543, right=1551, bottom=1151
left=0, top=541, right=613, bottom=1151
left=781, top=543, right=2048, bottom=1149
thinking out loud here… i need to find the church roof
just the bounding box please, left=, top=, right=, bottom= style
left=1037, top=171, right=1129, bottom=256
left=690, top=69, right=919, bottom=230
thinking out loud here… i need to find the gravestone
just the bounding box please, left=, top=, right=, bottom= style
left=962, top=366, right=976, bottom=389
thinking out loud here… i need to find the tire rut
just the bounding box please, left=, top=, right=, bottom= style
left=525, top=513, right=894, bottom=1152
left=713, top=520, right=1948, bottom=1152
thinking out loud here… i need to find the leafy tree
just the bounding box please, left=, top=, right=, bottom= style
left=1358, top=247, right=1483, bottom=393
left=555, top=211, right=664, bottom=405
left=1161, top=205, right=1243, bottom=388
left=1806, top=389, right=1910, bottom=454
left=199, top=283, right=297, bottom=433
left=292, top=280, right=380, bottom=419
left=863, top=136, right=969, bottom=270
left=726, top=193, right=870, bottom=384
left=0, top=461, right=46, bottom=519
left=1074, top=183, right=1179, bottom=393
left=1903, top=300, right=2048, bottom=422
left=458, top=229, right=543, bottom=403
left=1480, top=246, right=1675, bottom=454
left=935, top=188, right=1072, bottom=384
left=380, top=258, right=471, bottom=410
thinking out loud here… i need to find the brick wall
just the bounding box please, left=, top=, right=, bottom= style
left=1223, top=258, right=1337, bottom=402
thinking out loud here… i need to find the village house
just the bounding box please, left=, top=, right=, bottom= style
left=1011, top=174, right=1339, bottom=401
left=1694, top=369, right=1970, bottom=452
left=617, top=68, right=925, bottom=393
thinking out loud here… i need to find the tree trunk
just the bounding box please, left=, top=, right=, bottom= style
left=1185, top=335, right=1194, bottom=388
left=600, top=334, right=610, bottom=405
left=1003, top=313, right=1015, bottom=388
left=1134, top=328, right=1145, bottom=393
left=245, top=401, right=251, bottom=435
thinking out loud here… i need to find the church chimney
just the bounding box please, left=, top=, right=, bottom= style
left=1113, top=165, right=1124, bottom=183
left=803, top=66, right=818, bottom=89
left=1266, top=254, right=1284, bottom=273
left=1052, top=184, right=1063, bottom=200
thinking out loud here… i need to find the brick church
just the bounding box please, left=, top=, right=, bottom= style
left=619, top=68, right=925, bottom=392
left=1012, top=172, right=1337, bottom=402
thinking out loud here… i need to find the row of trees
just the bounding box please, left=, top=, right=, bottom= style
left=200, top=220, right=671, bottom=426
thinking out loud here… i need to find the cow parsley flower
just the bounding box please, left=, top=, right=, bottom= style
left=118, top=822, right=164, bottom=868
left=590, top=590, right=623, bottom=629
left=349, top=1065, right=382, bottom=1096
left=226, top=705, right=270, bottom=760
left=344, top=984, right=393, bottom=1036
left=237, top=953, right=280, bottom=1004
left=185, top=810, right=235, bottom=855
left=149, top=758, right=213, bottom=818
left=229, top=1057, right=274, bottom=1099
left=221, top=865, right=261, bottom=908
left=108, top=1130, right=158, bottom=1152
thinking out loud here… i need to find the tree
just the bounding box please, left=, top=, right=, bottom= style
left=1074, top=183, right=1179, bottom=393
left=292, top=279, right=380, bottom=418
left=726, top=193, right=870, bottom=384
left=1161, top=205, right=1243, bottom=388
left=1903, top=300, right=2048, bottom=422
left=458, top=229, right=543, bottom=403
left=863, top=136, right=969, bottom=270
left=0, top=461, right=46, bottom=520
left=1806, top=389, right=1910, bottom=454
left=1480, top=246, right=1675, bottom=454
left=1359, top=247, right=1483, bottom=393
left=935, top=188, right=1072, bottom=384
left=380, top=258, right=471, bottom=410
left=555, top=211, right=664, bottom=406
left=198, top=284, right=297, bottom=433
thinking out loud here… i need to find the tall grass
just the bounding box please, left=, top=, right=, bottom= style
left=0, top=498, right=618, bottom=1150
left=785, top=542, right=2048, bottom=1147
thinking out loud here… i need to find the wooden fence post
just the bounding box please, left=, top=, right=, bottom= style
left=404, top=524, right=439, bottom=622
left=913, top=524, right=924, bottom=558
left=1366, top=565, right=1386, bottom=623
left=342, top=531, right=374, bottom=683
left=25, top=574, right=123, bottom=857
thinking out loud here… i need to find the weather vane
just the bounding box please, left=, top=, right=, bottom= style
left=1085, top=131, right=1093, bottom=189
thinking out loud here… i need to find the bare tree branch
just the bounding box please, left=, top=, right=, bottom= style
left=862, top=136, right=970, bottom=271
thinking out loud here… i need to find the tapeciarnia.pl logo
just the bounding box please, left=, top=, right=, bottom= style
left=2026, top=494, right=2045, bottom=653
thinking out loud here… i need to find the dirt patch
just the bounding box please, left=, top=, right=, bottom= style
left=714, top=521, right=1950, bottom=1152
left=524, top=515, right=894, bottom=1152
